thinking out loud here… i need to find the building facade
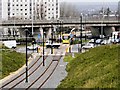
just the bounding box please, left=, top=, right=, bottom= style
left=1, top=0, right=60, bottom=20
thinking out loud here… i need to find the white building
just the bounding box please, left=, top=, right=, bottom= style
left=1, top=0, right=60, bottom=20
left=40, top=0, right=60, bottom=20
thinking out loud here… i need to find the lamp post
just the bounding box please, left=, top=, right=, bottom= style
left=80, top=14, right=83, bottom=52
left=43, top=31, right=45, bottom=66
left=25, top=29, right=28, bottom=83
left=51, top=22, right=53, bottom=54
left=101, top=8, right=104, bottom=39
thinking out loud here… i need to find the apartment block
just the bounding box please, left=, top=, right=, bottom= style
left=1, top=0, right=60, bottom=20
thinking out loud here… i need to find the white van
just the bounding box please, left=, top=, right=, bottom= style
left=3, top=40, right=16, bottom=49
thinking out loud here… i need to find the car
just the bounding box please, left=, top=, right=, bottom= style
left=82, top=43, right=94, bottom=49
left=45, top=40, right=61, bottom=49
left=95, top=39, right=103, bottom=44
left=111, top=38, right=119, bottom=43
left=88, top=39, right=95, bottom=43
left=27, top=44, right=39, bottom=50
left=101, top=40, right=108, bottom=45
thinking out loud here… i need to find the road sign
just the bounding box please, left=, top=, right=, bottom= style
left=38, top=34, right=41, bottom=39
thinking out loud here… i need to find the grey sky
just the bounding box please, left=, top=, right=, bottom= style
left=60, top=0, right=120, bottom=2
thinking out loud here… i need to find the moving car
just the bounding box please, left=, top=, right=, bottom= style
left=45, top=40, right=61, bottom=49
left=27, top=44, right=39, bottom=50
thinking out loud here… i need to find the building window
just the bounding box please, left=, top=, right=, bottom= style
left=25, top=13, right=27, bottom=15
left=52, top=4, right=54, bottom=6
left=45, top=2, right=47, bottom=4
left=21, top=4, right=22, bottom=6
left=16, top=4, right=18, bottom=6
left=8, top=3, right=10, bottom=6
left=25, top=4, right=27, bottom=6
left=13, top=13, right=14, bottom=15
left=48, top=8, right=50, bottom=10
left=12, top=4, right=14, bottom=6
left=52, top=8, right=54, bottom=10
left=8, top=12, right=10, bottom=15
left=20, top=9, right=22, bottom=11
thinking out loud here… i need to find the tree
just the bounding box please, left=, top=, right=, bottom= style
left=60, top=2, right=80, bottom=18
left=106, top=7, right=111, bottom=18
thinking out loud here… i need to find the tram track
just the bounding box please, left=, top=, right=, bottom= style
left=1, top=52, right=49, bottom=89
left=25, top=53, right=62, bottom=89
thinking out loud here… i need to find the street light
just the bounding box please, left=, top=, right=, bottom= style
left=43, top=31, right=45, bottom=66
left=51, top=22, right=53, bottom=54
left=80, top=14, right=83, bottom=52
left=25, top=29, right=28, bottom=83
left=60, top=20, right=62, bottom=43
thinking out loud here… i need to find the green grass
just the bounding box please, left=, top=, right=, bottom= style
left=0, top=49, right=26, bottom=79
left=57, top=45, right=119, bottom=88
left=72, top=40, right=89, bottom=44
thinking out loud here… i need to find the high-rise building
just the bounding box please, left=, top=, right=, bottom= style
left=40, top=0, right=60, bottom=20
left=1, top=0, right=60, bottom=20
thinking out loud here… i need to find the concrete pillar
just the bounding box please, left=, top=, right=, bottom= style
left=104, top=27, right=113, bottom=37
left=39, top=27, right=43, bottom=39
left=47, top=28, right=52, bottom=39
left=90, top=27, right=100, bottom=37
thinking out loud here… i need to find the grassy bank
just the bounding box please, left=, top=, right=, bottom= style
left=57, top=45, right=119, bottom=88
left=0, top=49, right=26, bottom=79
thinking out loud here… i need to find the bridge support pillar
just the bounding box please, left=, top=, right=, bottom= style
left=104, top=27, right=113, bottom=37
left=47, top=28, right=52, bottom=40
left=90, top=27, right=100, bottom=37
left=39, top=27, right=43, bottom=38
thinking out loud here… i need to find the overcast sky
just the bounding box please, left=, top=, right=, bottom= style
left=59, top=0, right=120, bottom=2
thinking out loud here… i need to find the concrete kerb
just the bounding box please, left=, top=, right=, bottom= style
left=0, top=53, right=40, bottom=85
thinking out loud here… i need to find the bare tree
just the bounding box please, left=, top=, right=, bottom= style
left=60, top=2, right=80, bottom=18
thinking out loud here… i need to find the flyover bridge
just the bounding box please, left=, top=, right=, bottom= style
left=0, top=17, right=120, bottom=38
left=1, top=17, right=120, bottom=27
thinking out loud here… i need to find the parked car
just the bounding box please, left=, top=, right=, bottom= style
left=101, top=40, right=108, bottom=45
left=95, top=39, right=103, bottom=44
left=3, top=40, right=16, bottom=49
left=82, top=43, right=94, bottom=49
